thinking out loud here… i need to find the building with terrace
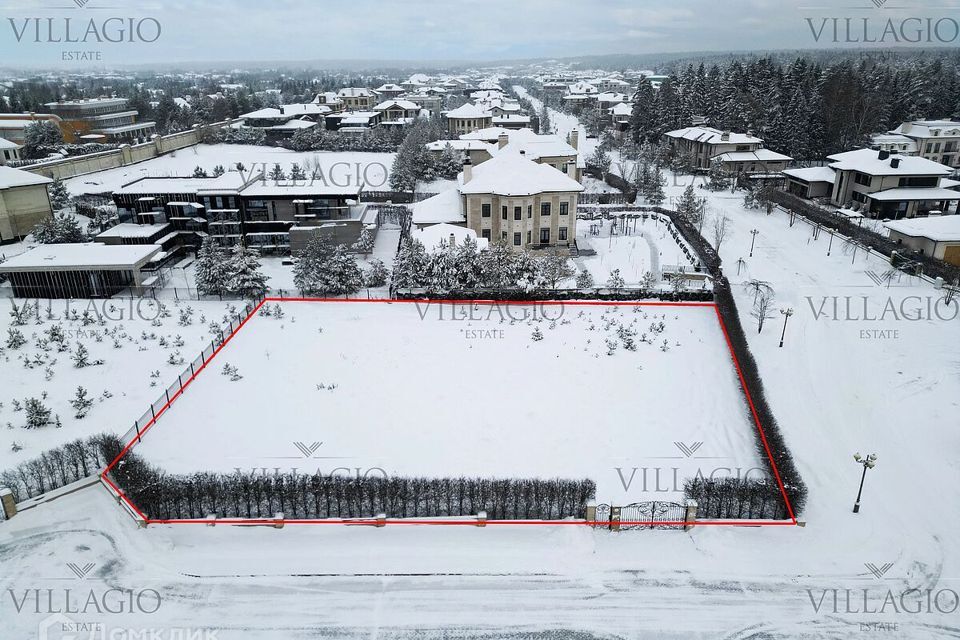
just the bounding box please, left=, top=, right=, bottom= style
left=43, top=98, right=155, bottom=143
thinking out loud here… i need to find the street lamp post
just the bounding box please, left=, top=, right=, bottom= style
left=852, top=453, right=878, bottom=513
left=749, top=229, right=759, bottom=257
left=778, top=307, right=794, bottom=347
left=827, top=231, right=834, bottom=256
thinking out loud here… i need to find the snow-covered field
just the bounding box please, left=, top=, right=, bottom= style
left=0, top=299, right=237, bottom=470
left=64, top=145, right=396, bottom=196
left=134, top=300, right=761, bottom=504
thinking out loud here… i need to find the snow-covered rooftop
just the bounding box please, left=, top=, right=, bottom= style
left=425, top=139, right=496, bottom=153
left=94, top=223, right=171, bottom=239
left=866, top=187, right=960, bottom=202
left=372, top=99, right=420, bottom=112
left=460, top=152, right=584, bottom=197
left=665, top=126, right=763, bottom=145
left=0, top=242, right=159, bottom=270
left=611, top=103, right=633, bottom=116
left=445, top=103, right=492, bottom=119
left=0, top=166, right=52, bottom=190
left=116, top=173, right=248, bottom=196
left=711, top=149, right=793, bottom=163
left=412, top=222, right=487, bottom=251
left=885, top=215, right=960, bottom=241
left=0, top=137, right=20, bottom=150
left=782, top=166, right=836, bottom=184
left=240, top=180, right=362, bottom=198
left=827, top=149, right=953, bottom=176
left=890, top=120, right=960, bottom=139
left=411, top=187, right=465, bottom=225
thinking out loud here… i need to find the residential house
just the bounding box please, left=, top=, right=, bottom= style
left=870, top=133, right=918, bottom=156
left=372, top=100, right=422, bottom=127
left=0, top=166, right=53, bottom=244
left=888, top=120, right=960, bottom=169
left=412, top=151, right=583, bottom=251
left=595, top=92, right=630, bottom=116
left=611, top=103, right=633, bottom=131
left=424, top=139, right=496, bottom=166
left=374, top=83, right=406, bottom=99
left=663, top=126, right=765, bottom=170
left=238, top=103, right=328, bottom=140
left=405, top=93, right=443, bottom=116
left=337, top=88, right=376, bottom=111
left=312, top=92, right=344, bottom=112
left=826, top=149, right=958, bottom=218
left=444, top=103, right=493, bottom=136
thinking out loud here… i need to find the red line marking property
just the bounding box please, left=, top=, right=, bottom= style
left=102, top=298, right=798, bottom=528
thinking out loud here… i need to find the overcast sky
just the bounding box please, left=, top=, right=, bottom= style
left=1, top=0, right=959, bottom=68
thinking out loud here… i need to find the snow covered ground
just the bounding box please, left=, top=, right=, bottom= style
left=134, top=300, right=761, bottom=504
left=0, top=299, right=237, bottom=470
left=64, top=145, right=396, bottom=196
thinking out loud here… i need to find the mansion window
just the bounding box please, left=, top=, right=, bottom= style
left=560, top=202, right=569, bottom=215
left=539, top=228, right=550, bottom=244
left=541, top=202, right=551, bottom=216
left=481, top=203, right=491, bottom=217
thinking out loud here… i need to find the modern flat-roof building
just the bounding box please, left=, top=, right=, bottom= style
left=0, top=166, right=53, bottom=244
left=0, top=243, right=160, bottom=298
left=111, top=171, right=370, bottom=253
left=43, top=98, right=156, bottom=143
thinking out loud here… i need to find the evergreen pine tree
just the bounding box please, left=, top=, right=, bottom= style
left=228, top=244, right=269, bottom=298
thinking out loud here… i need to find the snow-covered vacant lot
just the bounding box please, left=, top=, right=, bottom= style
left=133, top=300, right=762, bottom=504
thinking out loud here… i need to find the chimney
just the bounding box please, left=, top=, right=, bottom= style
left=498, top=132, right=509, bottom=149
left=568, top=128, right=579, bottom=150
left=519, top=150, right=526, bottom=157
left=890, top=157, right=901, bottom=169
left=566, top=160, right=577, bottom=179
left=462, top=157, right=472, bottom=184
left=279, top=105, right=285, bottom=114
left=721, top=131, right=730, bottom=141
left=878, top=149, right=889, bottom=160
left=449, top=233, right=456, bottom=247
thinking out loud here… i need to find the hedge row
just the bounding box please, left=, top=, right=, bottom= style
left=110, top=452, right=595, bottom=521
left=0, top=434, right=122, bottom=502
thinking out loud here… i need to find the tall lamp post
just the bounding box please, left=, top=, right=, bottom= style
left=778, top=307, right=794, bottom=348
left=749, top=229, right=759, bottom=257
left=852, top=453, right=877, bottom=513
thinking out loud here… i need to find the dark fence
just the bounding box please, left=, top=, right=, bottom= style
left=364, top=191, right=439, bottom=204
left=394, top=288, right=712, bottom=302
left=0, top=434, right=122, bottom=502
left=769, top=189, right=960, bottom=283
left=578, top=192, right=633, bottom=205
left=110, top=452, right=596, bottom=521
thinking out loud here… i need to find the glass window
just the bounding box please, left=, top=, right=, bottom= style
left=514, top=206, right=522, bottom=220
left=541, top=202, right=551, bottom=216
left=559, top=227, right=568, bottom=241
left=481, top=203, right=491, bottom=217
left=481, top=229, right=491, bottom=240
left=540, top=228, right=550, bottom=244
left=513, top=232, right=522, bottom=246
left=560, top=202, right=569, bottom=215
left=501, top=206, right=507, bottom=220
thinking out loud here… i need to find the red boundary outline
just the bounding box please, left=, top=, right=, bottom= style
left=102, top=297, right=798, bottom=528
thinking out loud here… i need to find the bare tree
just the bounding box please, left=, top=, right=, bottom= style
left=712, top=213, right=730, bottom=252
left=751, top=288, right=776, bottom=334
left=743, top=279, right=773, bottom=305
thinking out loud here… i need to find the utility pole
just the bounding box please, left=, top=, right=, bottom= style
left=749, top=229, right=759, bottom=257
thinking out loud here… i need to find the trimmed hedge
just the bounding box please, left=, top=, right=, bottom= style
left=110, top=451, right=595, bottom=521
left=0, top=434, right=122, bottom=502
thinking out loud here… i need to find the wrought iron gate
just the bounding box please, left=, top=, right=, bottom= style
left=593, top=501, right=687, bottom=530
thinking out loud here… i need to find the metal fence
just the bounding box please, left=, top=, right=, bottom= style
left=115, top=294, right=266, bottom=451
